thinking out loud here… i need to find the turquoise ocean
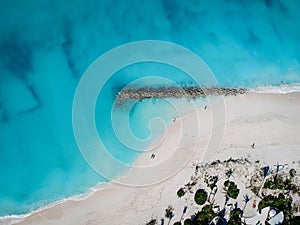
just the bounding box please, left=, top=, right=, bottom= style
left=0, top=0, right=300, bottom=218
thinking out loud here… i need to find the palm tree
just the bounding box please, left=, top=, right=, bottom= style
left=165, top=205, right=174, bottom=225
left=223, top=180, right=240, bottom=199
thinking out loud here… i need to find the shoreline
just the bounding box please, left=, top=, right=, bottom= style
left=2, top=90, right=300, bottom=225
left=0, top=182, right=113, bottom=225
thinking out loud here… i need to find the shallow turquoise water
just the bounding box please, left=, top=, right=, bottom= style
left=0, top=0, right=300, bottom=217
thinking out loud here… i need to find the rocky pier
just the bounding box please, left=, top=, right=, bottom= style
left=116, top=86, right=248, bottom=102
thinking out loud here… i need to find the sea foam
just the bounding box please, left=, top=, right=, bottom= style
left=251, top=83, right=300, bottom=94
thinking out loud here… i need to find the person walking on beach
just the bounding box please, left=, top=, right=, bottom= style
left=151, top=153, right=155, bottom=159
left=251, top=143, right=255, bottom=149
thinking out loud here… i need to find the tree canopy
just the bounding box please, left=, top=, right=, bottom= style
left=194, top=189, right=208, bottom=205
left=224, top=180, right=240, bottom=199
left=177, top=188, right=185, bottom=198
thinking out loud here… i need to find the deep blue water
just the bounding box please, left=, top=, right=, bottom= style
left=0, top=0, right=300, bottom=217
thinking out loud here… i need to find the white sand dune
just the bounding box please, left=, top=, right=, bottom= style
left=5, top=92, right=300, bottom=225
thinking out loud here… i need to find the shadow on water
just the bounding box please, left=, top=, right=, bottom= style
left=61, top=18, right=79, bottom=79
left=0, top=32, right=33, bottom=78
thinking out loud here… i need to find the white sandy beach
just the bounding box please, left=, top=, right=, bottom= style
left=4, top=92, right=300, bottom=225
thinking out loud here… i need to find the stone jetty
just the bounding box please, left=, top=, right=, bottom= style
left=116, top=86, right=247, bottom=102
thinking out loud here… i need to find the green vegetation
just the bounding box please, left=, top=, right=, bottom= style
left=194, top=189, right=208, bottom=205
left=177, top=188, right=185, bottom=198
left=183, top=219, right=193, bottom=225
left=258, top=193, right=297, bottom=224
left=260, top=177, right=299, bottom=224
left=249, top=172, right=263, bottom=195
left=264, top=175, right=286, bottom=190
left=224, top=180, right=240, bottom=199
left=194, top=205, right=217, bottom=224
left=227, top=208, right=243, bottom=225
left=289, top=216, right=300, bottom=225
left=264, top=175, right=298, bottom=193
left=258, top=193, right=292, bottom=211
left=264, top=175, right=291, bottom=190
left=146, top=162, right=299, bottom=225
left=204, top=175, right=218, bottom=190
left=146, top=219, right=156, bottom=225
left=165, top=205, right=174, bottom=219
